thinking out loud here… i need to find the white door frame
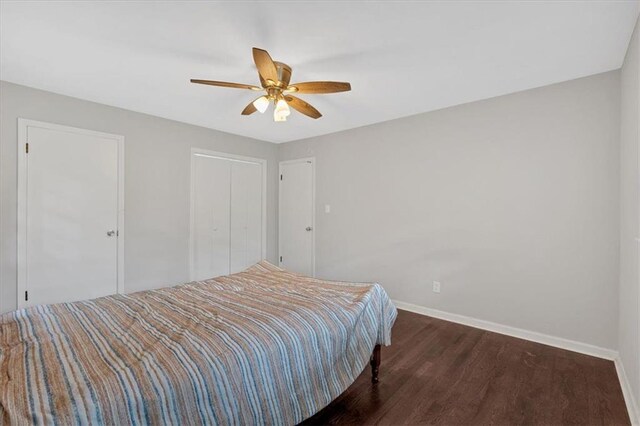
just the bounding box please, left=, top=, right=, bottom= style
left=278, top=157, right=316, bottom=277
left=17, top=118, right=125, bottom=309
left=189, top=148, right=267, bottom=280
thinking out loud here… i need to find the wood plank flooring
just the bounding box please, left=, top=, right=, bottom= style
left=302, top=309, right=630, bottom=425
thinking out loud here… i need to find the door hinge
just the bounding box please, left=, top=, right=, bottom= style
left=25, top=291, right=28, bottom=301
left=280, top=256, right=283, bottom=262
left=280, top=174, right=283, bottom=181
left=25, top=143, right=29, bottom=154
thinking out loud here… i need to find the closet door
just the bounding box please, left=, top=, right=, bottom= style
left=230, top=161, right=263, bottom=273
left=192, top=155, right=231, bottom=280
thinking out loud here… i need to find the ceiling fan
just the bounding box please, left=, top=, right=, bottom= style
left=191, top=48, right=351, bottom=122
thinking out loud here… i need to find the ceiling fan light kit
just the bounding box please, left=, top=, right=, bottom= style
left=252, top=96, right=270, bottom=113
left=273, top=98, right=291, bottom=121
left=191, top=47, right=351, bottom=122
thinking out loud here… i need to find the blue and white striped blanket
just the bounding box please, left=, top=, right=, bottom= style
left=0, top=261, right=397, bottom=425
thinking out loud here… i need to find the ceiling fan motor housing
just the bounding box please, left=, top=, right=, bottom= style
left=259, top=61, right=292, bottom=90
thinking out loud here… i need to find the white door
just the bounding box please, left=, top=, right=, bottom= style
left=279, top=159, right=314, bottom=276
left=192, top=155, right=231, bottom=280
left=18, top=120, right=123, bottom=307
left=230, top=161, right=263, bottom=273
left=190, top=150, right=265, bottom=281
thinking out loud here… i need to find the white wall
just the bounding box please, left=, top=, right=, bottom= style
left=279, top=71, right=621, bottom=350
left=0, top=70, right=626, bottom=355
left=0, top=81, right=279, bottom=314
left=619, top=15, right=640, bottom=416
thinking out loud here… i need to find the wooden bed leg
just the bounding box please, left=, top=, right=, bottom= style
left=370, top=344, right=381, bottom=384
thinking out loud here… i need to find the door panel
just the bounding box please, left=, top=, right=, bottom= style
left=193, top=155, right=231, bottom=280
left=192, top=153, right=264, bottom=280
left=279, top=160, right=314, bottom=276
left=25, top=125, right=119, bottom=306
left=230, top=161, right=263, bottom=273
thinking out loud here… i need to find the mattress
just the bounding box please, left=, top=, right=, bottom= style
left=0, top=261, right=397, bottom=425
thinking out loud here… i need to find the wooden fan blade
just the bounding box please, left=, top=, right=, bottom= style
left=190, top=79, right=261, bottom=90
left=285, top=95, right=322, bottom=119
left=252, top=48, right=278, bottom=85
left=241, top=101, right=258, bottom=115
left=287, top=81, right=351, bottom=94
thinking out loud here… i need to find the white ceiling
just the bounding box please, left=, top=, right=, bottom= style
left=1, top=1, right=638, bottom=143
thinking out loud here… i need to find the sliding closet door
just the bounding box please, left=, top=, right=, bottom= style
left=192, top=155, right=231, bottom=280
left=230, top=161, right=263, bottom=273
left=191, top=150, right=265, bottom=281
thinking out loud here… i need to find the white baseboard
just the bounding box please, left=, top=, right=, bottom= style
left=392, top=299, right=617, bottom=359
left=615, top=357, right=640, bottom=425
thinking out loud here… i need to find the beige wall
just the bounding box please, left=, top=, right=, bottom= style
left=619, top=16, right=640, bottom=414
left=0, top=81, right=279, bottom=314
left=279, top=71, right=621, bottom=349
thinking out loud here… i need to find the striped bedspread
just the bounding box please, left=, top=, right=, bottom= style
left=0, top=261, right=397, bottom=425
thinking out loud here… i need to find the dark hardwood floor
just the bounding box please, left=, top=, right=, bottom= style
left=302, top=309, right=630, bottom=426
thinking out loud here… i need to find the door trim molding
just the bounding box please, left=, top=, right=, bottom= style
left=189, top=148, right=268, bottom=281
left=17, top=118, right=125, bottom=309
left=278, top=157, right=316, bottom=277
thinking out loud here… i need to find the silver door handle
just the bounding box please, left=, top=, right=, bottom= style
left=106, top=230, right=116, bottom=237
left=306, top=226, right=313, bottom=232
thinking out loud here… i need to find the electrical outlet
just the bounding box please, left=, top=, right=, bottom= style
left=432, top=281, right=441, bottom=293
left=325, top=204, right=331, bottom=213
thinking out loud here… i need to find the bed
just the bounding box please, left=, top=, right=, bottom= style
left=0, top=261, right=397, bottom=425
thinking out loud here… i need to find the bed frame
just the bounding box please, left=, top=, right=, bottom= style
left=370, top=344, right=381, bottom=383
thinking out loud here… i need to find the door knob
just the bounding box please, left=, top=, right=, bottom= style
left=306, top=226, right=313, bottom=232
left=106, top=230, right=116, bottom=237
